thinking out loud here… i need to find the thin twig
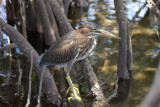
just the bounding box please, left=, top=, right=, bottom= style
left=100, top=70, right=114, bottom=87
left=0, top=43, right=17, bottom=52
left=5, top=36, right=12, bottom=85
left=129, top=0, right=148, bottom=26
left=36, top=67, right=45, bottom=107
left=18, top=0, right=27, bottom=38
left=25, top=51, right=33, bottom=107
left=18, top=0, right=25, bottom=20
left=102, top=77, right=119, bottom=107
left=17, top=60, right=22, bottom=94
left=148, top=0, right=160, bottom=40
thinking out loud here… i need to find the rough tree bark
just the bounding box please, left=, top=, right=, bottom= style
left=63, top=0, right=72, bottom=15
left=79, top=59, right=105, bottom=106
left=0, top=18, right=62, bottom=106
left=115, top=0, right=128, bottom=78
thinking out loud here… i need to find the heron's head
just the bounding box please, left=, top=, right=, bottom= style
left=78, top=22, right=121, bottom=39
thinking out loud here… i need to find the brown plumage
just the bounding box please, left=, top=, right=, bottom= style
left=37, top=22, right=120, bottom=101
left=38, top=22, right=120, bottom=68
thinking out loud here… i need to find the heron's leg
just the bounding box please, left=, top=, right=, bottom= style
left=64, top=62, right=82, bottom=102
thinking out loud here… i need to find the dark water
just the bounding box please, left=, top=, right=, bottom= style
left=0, top=0, right=160, bottom=107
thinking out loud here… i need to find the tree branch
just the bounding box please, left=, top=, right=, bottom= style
left=45, top=0, right=60, bottom=40
left=34, top=0, right=56, bottom=46
left=0, top=18, right=61, bottom=106
left=0, top=43, right=17, bottom=52
left=129, top=0, right=148, bottom=26
left=79, top=59, right=105, bottom=104
left=48, top=0, right=73, bottom=34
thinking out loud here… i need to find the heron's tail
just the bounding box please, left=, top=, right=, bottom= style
left=37, top=53, right=44, bottom=69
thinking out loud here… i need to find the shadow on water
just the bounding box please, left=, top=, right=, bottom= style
left=0, top=0, right=160, bottom=106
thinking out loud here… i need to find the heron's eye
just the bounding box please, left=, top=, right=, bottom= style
left=92, top=28, right=96, bottom=31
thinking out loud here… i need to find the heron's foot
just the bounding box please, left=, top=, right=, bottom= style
left=66, top=84, right=82, bottom=102
left=68, top=95, right=82, bottom=102
left=66, top=84, right=79, bottom=95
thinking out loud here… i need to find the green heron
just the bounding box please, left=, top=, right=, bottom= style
left=38, top=22, right=120, bottom=102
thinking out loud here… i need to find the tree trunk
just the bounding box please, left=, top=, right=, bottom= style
left=106, top=0, right=133, bottom=105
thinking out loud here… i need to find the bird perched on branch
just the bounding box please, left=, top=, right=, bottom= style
left=38, top=22, right=120, bottom=102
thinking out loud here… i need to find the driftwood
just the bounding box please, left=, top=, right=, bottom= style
left=0, top=18, right=61, bottom=106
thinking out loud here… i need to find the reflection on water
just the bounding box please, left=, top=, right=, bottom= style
left=71, top=0, right=159, bottom=106
left=0, top=0, right=160, bottom=106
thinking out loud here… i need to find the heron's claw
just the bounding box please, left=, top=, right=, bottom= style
left=66, top=84, right=79, bottom=95
left=66, top=84, right=82, bottom=102
left=68, top=96, right=82, bottom=102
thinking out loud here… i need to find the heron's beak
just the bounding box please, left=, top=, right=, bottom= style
left=97, top=29, right=121, bottom=39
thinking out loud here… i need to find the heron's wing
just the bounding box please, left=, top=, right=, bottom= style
left=40, top=41, right=79, bottom=66
left=47, top=30, right=77, bottom=51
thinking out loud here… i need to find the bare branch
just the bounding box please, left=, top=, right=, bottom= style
left=79, top=58, right=105, bottom=102
left=18, top=0, right=27, bottom=38
left=0, top=43, right=17, bottom=52
left=25, top=51, right=33, bottom=107
left=129, top=0, right=148, bottom=26
left=17, top=60, right=23, bottom=94
left=37, top=68, right=45, bottom=107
